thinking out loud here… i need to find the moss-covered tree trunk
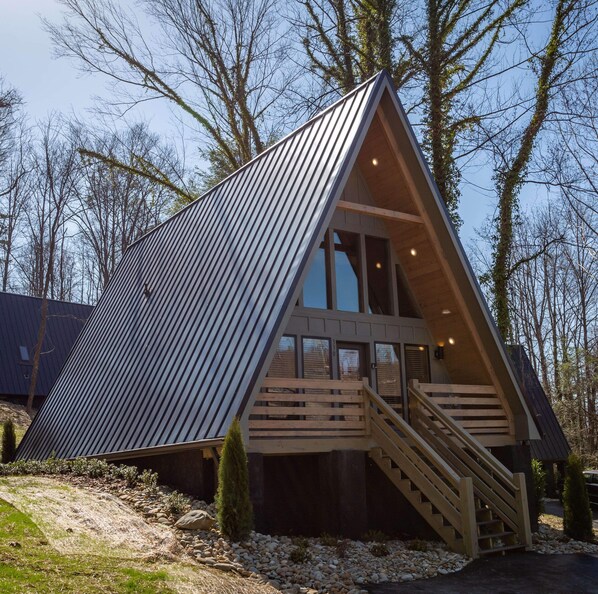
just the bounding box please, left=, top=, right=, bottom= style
left=492, top=0, right=569, bottom=340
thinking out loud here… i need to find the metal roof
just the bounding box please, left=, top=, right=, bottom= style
left=0, top=292, right=92, bottom=398
left=17, top=73, right=383, bottom=460
left=17, top=70, right=540, bottom=462
left=508, top=345, right=570, bottom=462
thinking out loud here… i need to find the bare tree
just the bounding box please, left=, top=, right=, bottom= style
left=75, top=123, right=177, bottom=297
left=0, top=77, right=22, bottom=170
left=510, top=200, right=598, bottom=462
left=46, top=0, right=293, bottom=194
left=19, top=117, right=81, bottom=415
left=299, top=0, right=412, bottom=98
left=0, top=121, right=29, bottom=291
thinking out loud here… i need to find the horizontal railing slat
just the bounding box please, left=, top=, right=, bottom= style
left=262, top=378, right=363, bottom=390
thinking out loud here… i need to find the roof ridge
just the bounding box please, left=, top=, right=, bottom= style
left=0, top=291, right=93, bottom=308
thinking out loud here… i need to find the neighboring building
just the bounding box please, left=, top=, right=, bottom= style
left=509, top=345, right=570, bottom=496
left=0, top=292, right=92, bottom=406
left=18, top=72, right=540, bottom=558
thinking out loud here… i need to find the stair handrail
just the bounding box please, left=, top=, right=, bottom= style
left=410, top=380, right=532, bottom=549
left=364, top=382, right=479, bottom=556
left=363, top=382, right=461, bottom=485
left=409, top=380, right=516, bottom=486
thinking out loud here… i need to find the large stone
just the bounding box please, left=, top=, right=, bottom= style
left=175, top=510, right=215, bottom=531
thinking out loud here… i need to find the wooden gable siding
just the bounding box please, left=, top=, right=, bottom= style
left=355, top=117, right=489, bottom=382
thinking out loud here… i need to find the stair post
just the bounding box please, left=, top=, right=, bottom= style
left=458, top=476, right=479, bottom=558
left=513, top=472, right=532, bottom=549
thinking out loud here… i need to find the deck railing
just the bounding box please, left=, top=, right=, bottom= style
left=416, top=382, right=513, bottom=444
left=409, top=380, right=531, bottom=549
left=248, top=377, right=369, bottom=438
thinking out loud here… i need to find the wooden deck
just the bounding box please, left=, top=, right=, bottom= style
left=247, top=377, right=530, bottom=558
left=249, top=378, right=515, bottom=447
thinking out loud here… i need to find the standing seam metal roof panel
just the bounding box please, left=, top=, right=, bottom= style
left=17, top=75, right=381, bottom=460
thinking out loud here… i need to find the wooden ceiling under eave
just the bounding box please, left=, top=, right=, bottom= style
left=356, top=113, right=491, bottom=386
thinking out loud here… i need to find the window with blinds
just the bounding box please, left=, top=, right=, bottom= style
left=404, top=344, right=431, bottom=384
left=375, top=343, right=402, bottom=411
left=302, top=337, right=331, bottom=380
left=268, top=336, right=297, bottom=378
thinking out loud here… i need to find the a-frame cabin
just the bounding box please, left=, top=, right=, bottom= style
left=17, top=72, right=539, bottom=558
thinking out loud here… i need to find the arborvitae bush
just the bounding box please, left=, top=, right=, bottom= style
left=563, top=454, right=593, bottom=541
left=531, top=459, right=547, bottom=522
left=216, top=417, right=253, bottom=541
left=1, top=420, right=16, bottom=463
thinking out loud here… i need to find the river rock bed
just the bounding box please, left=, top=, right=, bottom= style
left=64, top=475, right=598, bottom=593
left=93, top=478, right=470, bottom=593
left=531, top=513, right=598, bottom=556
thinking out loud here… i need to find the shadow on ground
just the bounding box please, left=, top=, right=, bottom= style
left=365, top=552, right=598, bottom=594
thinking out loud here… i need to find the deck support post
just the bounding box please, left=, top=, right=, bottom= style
left=458, top=476, right=478, bottom=558
left=491, top=443, right=536, bottom=530
left=248, top=453, right=266, bottom=533
left=513, top=472, right=532, bottom=549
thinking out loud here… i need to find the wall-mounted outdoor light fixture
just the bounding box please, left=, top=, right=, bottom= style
left=434, top=346, right=445, bottom=360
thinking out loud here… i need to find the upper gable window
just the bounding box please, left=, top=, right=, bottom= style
left=396, top=264, right=422, bottom=318
left=334, top=231, right=361, bottom=312
left=366, top=236, right=392, bottom=315
left=303, top=233, right=330, bottom=309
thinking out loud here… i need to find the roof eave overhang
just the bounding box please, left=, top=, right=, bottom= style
left=379, top=83, right=539, bottom=441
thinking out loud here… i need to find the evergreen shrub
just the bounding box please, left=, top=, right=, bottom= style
left=216, top=417, right=253, bottom=541
left=563, top=454, right=593, bottom=541
left=1, top=420, right=16, bottom=463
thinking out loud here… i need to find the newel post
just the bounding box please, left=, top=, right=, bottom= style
left=458, top=476, right=479, bottom=558
left=513, top=472, right=532, bottom=549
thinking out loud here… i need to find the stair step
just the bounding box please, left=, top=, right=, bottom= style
left=476, top=519, right=503, bottom=527
left=478, top=544, right=526, bottom=556
left=478, top=531, right=516, bottom=540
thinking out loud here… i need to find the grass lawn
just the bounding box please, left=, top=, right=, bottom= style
left=0, top=498, right=175, bottom=593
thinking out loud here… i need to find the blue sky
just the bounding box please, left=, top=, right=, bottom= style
left=1, top=0, right=537, bottom=246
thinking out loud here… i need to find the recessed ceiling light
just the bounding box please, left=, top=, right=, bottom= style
left=442, top=309, right=451, bottom=315
left=375, top=262, right=382, bottom=269
left=410, top=248, right=417, bottom=256
left=418, top=346, right=425, bottom=351
left=372, top=158, right=379, bottom=166
left=448, top=337, right=456, bottom=345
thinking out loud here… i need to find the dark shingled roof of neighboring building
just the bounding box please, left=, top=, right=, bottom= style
left=0, top=292, right=92, bottom=398
left=508, top=345, right=570, bottom=462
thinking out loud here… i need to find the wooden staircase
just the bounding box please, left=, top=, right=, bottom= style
left=363, top=382, right=531, bottom=558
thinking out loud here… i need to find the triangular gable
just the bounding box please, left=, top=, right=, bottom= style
left=17, top=74, right=384, bottom=460
left=18, top=71, right=537, bottom=462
